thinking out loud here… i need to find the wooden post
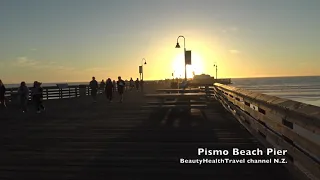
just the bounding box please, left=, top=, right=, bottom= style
left=75, top=87, right=78, bottom=97
left=69, top=88, right=71, bottom=98
left=46, top=88, right=49, bottom=100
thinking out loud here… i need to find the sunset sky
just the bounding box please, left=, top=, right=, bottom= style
left=0, top=0, right=319, bottom=83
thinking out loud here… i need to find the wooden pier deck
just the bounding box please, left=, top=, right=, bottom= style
left=0, top=90, right=300, bottom=180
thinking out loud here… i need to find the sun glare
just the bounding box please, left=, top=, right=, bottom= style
left=171, top=52, right=204, bottom=78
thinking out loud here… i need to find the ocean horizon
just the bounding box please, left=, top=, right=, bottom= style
left=2, top=76, right=319, bottom=107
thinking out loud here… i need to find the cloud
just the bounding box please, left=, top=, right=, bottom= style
left=221, top=27, right=238, bottom=33
left=30, top=48, right=37, bottom=51
left=56, top=66, right=75, bottom=71
left=13, top=57, right=75, bottom=71
left=15, top=57, right=40, bottom=67
left=229, top=27, right=238, bottom=32
left=229, top=50, right=240, bottom=54
left=85, top=67, right=110, bottom=73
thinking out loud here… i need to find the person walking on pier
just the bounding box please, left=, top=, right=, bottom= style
left=117, top=76, right=125, bottom=103
left=0, top=80, right=6, bottom=108
left=129, top=78, right=134, bottom=91
left=18, top=81, right=29, bottom=113
left=31, top=81, right=45, bottom=113
left=89, top=77, right=99, bottom=103
left=105, top=78, right=113, bottom=102
left=135, top=78, right=140, bottom=92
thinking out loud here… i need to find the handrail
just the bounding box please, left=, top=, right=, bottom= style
left=4, top=84, right=103, bottom=102
left=213, top=83, right=320, bottom=180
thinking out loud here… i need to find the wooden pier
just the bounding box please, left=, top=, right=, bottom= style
left=0, top=83, right=318, bottom=180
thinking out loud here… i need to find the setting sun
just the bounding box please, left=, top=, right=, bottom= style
left=171, top=52, right=205, bottom=79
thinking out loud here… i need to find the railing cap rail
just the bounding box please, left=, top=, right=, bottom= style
left=214, top=83, right=320, bottom=121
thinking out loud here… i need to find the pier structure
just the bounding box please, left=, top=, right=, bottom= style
left=1, top=82, right=319, bottom=180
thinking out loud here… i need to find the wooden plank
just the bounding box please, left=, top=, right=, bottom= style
left=145, top=93, right=207, bottom=99
left=147, top=101, right=207, bottom=106
left=142, top=104, right=207, bottom=109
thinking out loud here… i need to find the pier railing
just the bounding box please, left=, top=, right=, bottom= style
left=4, top=84, right=102, bottom=103
left=212, top=83, right=320, bottom=180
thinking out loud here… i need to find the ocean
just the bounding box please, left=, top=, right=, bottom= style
left=3, top=76, right=320, bottom=107
left=231, top=76, right=320, bottom=107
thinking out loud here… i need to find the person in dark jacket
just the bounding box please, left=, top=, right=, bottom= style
left=0, top=79, right=6, bottom=108
left=18, top=81, right=29, bottom=113
left=135, top=78, right=140, bottom=91
left=129, top=78, right=134, bottom=91
left=89, top=77, right=98, bottom=102
left=117, top=76, right=125, bottom=103
left=31, top=81, right=45, bottom=113
left=105, top=78, right=113, bottom=102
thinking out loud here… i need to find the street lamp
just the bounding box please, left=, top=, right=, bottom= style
left=213, top=62, right=218, bottom=79
left=175, top=35, right=187, bottom=81
left=141, top=58, right=147, bottom=81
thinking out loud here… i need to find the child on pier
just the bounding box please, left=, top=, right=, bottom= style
left=105, top=78, right=113, bottom=102
left=18, top=81, right=29, bottom=113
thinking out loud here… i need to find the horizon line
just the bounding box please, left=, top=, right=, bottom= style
left=4, top=75, right=320, bottom=84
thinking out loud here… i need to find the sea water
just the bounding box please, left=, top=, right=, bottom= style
left=232, top=76, right=320, bottom=107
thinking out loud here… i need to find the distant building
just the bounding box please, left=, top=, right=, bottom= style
left=191, top=74, right=215, bottom=84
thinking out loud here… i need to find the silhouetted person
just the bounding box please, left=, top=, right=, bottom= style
left=105, top=78, right=113, bottom=102
left=18, top=81, right=29, bottom=113
left=117, top=76, right=125, bottom=103
left=0, top=80, right=6, bottom=108
left=31, top=81, right=45, bottom=113
left=135, top=78, right=140, bottom=91
left=129, top=78, right=134, bottom=91
left=89, top=77, right=98, bottom=102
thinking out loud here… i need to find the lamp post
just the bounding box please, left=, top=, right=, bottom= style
left=141, top=58, right=147, bottom=81
left=175, top=35, right=187, bottom=81
left=213, top=62, right=218, bottom=79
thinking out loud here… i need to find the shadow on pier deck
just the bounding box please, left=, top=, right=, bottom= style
left=0, top=91, right=299, bottom=180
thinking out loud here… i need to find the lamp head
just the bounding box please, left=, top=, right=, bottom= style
left=175, top=42, right=180, bottom=48
left=144, top=61, right=147, bottom=65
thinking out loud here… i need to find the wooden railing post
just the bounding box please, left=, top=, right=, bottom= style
left=46, top=88, right=49, bottom=100
left=68, top=88, right=71, bottom=98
